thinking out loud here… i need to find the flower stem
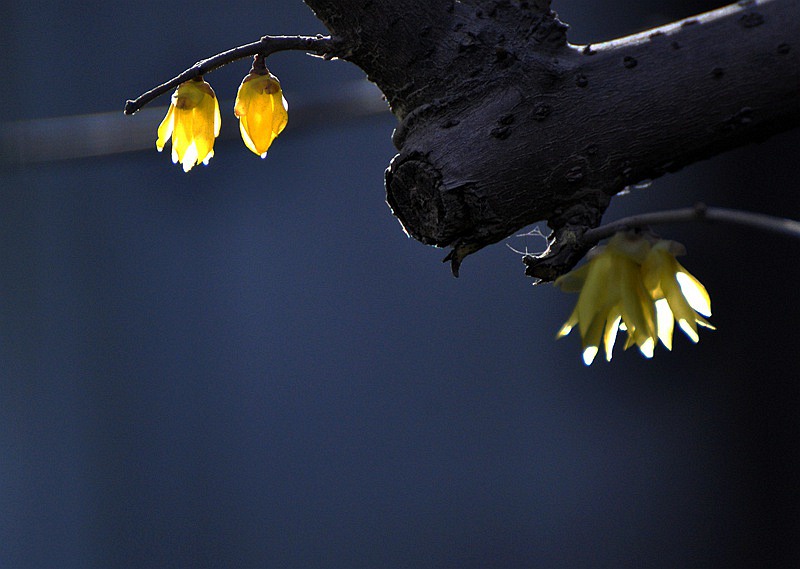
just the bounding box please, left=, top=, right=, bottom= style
left=124, top=35, right=336, bottom=115
left=583, top=203, right=800, bottom=245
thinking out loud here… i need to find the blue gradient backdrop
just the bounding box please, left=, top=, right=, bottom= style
left=2, top=1, right=798, bottom=567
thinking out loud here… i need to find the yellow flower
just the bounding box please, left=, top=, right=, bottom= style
left=555, top=233, right=713, bottom=365
left=555, top=233, right=656, bottom=365
left=156, top=78, right=221, bottom=172
left=641, top=240, right=714, bottom=349
left=234, top=70, right=288, bottom=158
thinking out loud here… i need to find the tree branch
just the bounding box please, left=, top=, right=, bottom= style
left=523, top=204, right=800, bottom=282
left=125, top=0, right=799, bottom=281
left=582, top=204, right=800, bottom=244
left=124, top=35, right=337, bottom=115
left=303, top=0, right=799, bottom=276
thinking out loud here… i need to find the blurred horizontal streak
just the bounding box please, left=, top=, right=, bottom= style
left=1, top=80, right=390, bottom=165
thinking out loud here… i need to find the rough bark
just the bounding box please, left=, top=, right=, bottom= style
left=304, top=0, right=800, bottom=278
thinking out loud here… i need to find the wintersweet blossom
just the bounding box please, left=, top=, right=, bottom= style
left=555, top=232, right=713, bottom=365
left=156, top=78, right=221, bottom=172
left=234, top=70, right=288, bottom=158
left=555, top=233, right=656, bottom=365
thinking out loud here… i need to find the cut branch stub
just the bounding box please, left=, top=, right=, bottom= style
left=385, top=74, right=613, bottom=275
left=385, top=153, right=466, bottom=246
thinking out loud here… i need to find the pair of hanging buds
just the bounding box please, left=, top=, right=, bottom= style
left=156, top=57, right=288, bottom=172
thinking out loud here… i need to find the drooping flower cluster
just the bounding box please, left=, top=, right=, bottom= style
left=156, top=63, right=288, bottom=171
left=555, top=232, right=714, bottom=365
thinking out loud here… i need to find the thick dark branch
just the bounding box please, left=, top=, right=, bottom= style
left=124, top=35, right=336, bottom=115
left=303, top=0, right=568, bottom=117
left=303, top=0, right=799, bottom=277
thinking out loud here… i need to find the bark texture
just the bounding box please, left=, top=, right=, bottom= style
left=304, top=0, right=800, bottom=278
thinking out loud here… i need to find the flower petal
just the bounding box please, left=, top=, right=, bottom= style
left=181, top=141, right=199, bottom=173
left=172, top=107, right=192, bottom=166
left=555, top=264, right=590, bottom=293
left=603, top=313, right=622, bottom=361
left=192, top=97, right=217, bottom=165
left=239, top=116, right=259, bottom=156
left=654, top=298, right=675, bottom=350
left=156, top=104, right=175, bottom=152
left=557, top=306, right=579, bottom=339
left=272, top=91, right=289, bottom=136
left=582, top=346, right=599, bottom=366
left=582, top=311, right=607, bottom=360
left=676, top=270, right=711, bottom=316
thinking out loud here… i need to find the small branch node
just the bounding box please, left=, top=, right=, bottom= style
left=693, top=201, right=708, bottom=218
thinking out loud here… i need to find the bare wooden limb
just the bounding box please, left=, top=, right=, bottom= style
left=304, top=0, right=799, bottom=277
left=124, top=35, right=336, bottom=115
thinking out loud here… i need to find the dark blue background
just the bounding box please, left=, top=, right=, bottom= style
left=2, top=1, right=798, bottom=567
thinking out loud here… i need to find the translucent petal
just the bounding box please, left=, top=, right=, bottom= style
left=172, top=107, right=192, bottom=165
left=654, top=298, right=674, bottom=350
left=660, top=273, right=699, bottom=329
left=239, top=116, right=259, bottom=156
left=554, top=264, right=590, bottom=293
left=676, top=271, right=711, bottom=316
left=678, top=319, right=700, bottom=343
left=697, top=316, right=716, bottom=330
left=622, top=328, right=636, bottom=350
left=639, top=337, right=655, bottom=358
left=272, top=91, right=289, bottom=135
left=557, top=308, right=579, bottom=339
left=156, top=104, right=175, bottom=152
left=192, top=99, right=217, bottom=166
left=212, top=94, right=221, bottom=137
left=582, top=312, right=607, bottom=357
left=182, top=141, right=199, bottom=172
left=234, top=81, right=251, bottom=118
left=603, top=314, right=622, bottom=361
left=247, top=93, right=276, bottom=154
left=641, top=254, right=662, bottom=295
left=619, top=261, right=656, bottom=347
left=582, top=346, right=599, bottom=366
left=576, top=256, right=613, bottom=337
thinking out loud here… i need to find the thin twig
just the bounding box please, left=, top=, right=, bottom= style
left=583, top=203, right=800, bottom=245
left=124, top=35, right=336, bottom=115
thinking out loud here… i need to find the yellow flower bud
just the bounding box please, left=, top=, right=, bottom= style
left=156, top=78, right=221, bottom=172
left=234, top=70, right=288, bottom=158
